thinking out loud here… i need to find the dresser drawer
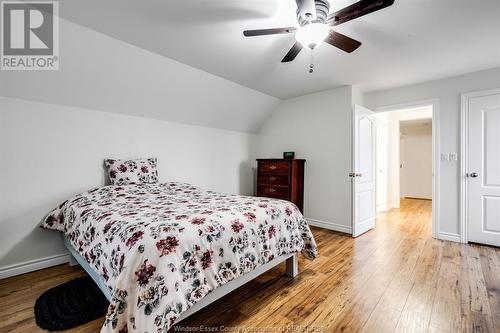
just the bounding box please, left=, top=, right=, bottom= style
left=258, top=161, right=290, bottom=174
left=257, top=185, right=289, bottom=199
left=257, top=173, right=289, bottom=186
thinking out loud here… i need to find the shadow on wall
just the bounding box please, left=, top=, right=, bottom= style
left=0, top=202, right=67, bottom=268
left=239, top=161, right=256, bottom=196
left=102, top=162, right=111, bottom=186
left=0, top=163, right=111, bottom=269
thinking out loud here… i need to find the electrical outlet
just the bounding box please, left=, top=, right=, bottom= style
left=441, top=153, right=449, bottom=162
left=449, top=152, right=458, bottom=161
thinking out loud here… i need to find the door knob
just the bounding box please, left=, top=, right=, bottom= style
left=468, top=172, right=478, bottom=178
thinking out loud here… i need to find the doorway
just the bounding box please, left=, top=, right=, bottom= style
left=351, top=101, right=439, bottom=238
left=375, top=106, right=433, bottom=213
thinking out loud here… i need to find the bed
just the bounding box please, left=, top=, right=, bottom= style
left=41, top=182, right=317, bottom=333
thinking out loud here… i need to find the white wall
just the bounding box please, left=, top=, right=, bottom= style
left=366, top=67, right=500, bottom=238
left=0, top=97, right=255, bottom=271
left=375, top=113, right=390, bottom=212
left=254, top=86, right=353, bottom=233
left=400, top=124, right=432, bottom=199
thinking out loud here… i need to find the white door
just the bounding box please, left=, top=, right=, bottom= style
left=352, top=105, right=376, bottom=237
left=466, top=90, right=500, bottom=247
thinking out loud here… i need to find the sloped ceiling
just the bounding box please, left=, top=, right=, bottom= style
left=54, top=0, right=500, bottom=98
left=3, top=0, right=499, bottom=132
left=0, top=17, right=279, bottom=133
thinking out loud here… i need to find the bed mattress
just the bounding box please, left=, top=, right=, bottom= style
left=41, top=182, right=317, bottom=332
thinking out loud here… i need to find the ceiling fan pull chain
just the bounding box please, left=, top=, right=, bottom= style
left=309, top=49, right=314, bottom=73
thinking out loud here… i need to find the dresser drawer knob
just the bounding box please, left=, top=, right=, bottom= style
left=268, top=187, right=276, bottom=193
left=269, top=177, right=276, bottom=181
left=269, top=165, right=277, bottom=170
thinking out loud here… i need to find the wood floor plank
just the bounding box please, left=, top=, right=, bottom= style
left=1, top=199, right=499, bottom=333
left=395, top=311, right=430, bottom=333
left=478, top=246, right=500, bottom=333
left=360, top=304, right=401, bottom=333
left=429, top=242, right=463, bottom=332
left=328, top=203, right=430, bottom=332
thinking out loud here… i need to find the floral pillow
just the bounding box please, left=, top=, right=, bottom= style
left=104, top=157, right=159, bottom=185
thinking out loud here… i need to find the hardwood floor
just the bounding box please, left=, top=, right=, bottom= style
left=1, top=199, right=499, bottom=333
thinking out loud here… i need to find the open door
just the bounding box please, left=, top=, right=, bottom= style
left=352, top=105, right=376, bottom=237
left=464, top=90, right=500, bottom=247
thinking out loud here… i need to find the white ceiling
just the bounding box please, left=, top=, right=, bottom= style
left=400, top=118, right=432, bottom=135
left=400, top=118, right=432, bottom=128
left=56, top=0, right=500, bottom=99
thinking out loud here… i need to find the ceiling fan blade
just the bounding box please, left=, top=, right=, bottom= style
left=324, top=31, right=362, bottom=53
left=243, top=27, right=297, bottom=37
left=281, top=42, right=303, bottom=63
left=328, top=0, right=394, bottom=26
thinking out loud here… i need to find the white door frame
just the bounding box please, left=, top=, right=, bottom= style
left=374, top=99, right=440, bottom=239
left=460, top=88, right=500, bottom=244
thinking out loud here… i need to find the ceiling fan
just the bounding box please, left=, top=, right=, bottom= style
left=243, top=0, right=394, bottom=71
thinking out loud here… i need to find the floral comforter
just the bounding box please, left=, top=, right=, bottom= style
left=41, top=182, right=317, bottom=333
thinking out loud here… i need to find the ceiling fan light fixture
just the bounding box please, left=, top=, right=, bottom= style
left=295, top=23, right=329, bottom=49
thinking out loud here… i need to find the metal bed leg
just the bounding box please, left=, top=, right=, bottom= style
left=285, top=254, right=298, bottom=278
left=68, top=254, right=79, bottom=267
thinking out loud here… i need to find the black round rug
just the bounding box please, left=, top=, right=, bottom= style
left=34, top=276, right=109, bottom=331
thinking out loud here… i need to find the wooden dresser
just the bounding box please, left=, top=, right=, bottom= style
left=256, top=159, right=305, bottom=213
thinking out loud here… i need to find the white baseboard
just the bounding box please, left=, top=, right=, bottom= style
left=306, top=218, right=352, bottom=235
left=437, top=232, right=461, bottom=243
left=0, top=253, right=70, bottom=280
